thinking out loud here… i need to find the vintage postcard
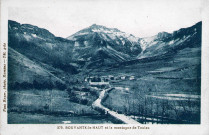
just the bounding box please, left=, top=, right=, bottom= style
left=1, top=0, right=209, bottom=135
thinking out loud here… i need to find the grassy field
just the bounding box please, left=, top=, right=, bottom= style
left=8, top=88, right=101, bottom=123
left=102, top=79, right=200, bottom=124
left=8, top=112, right=114, bottom=124
left=101, top=47, right=201, bottom=124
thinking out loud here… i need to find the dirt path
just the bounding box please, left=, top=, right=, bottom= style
left=92, top=88, right=140, bottom=124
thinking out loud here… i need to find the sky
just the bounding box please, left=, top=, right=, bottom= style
left=8, top=0, right=202, bottom=38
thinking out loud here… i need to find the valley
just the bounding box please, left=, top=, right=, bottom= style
left=7, top=20, right=201, bottom=124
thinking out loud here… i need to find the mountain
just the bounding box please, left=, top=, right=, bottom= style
left=138, top=22, right=201, bottom=58
left=67, top=24, right=142, bottom=68
left=67, top=24, right=142, bottom=55
left=66, top=22, right=201, bottom=69
left=8, top=20, right=201, bottom=80
left=8, top=20, right=82, bottom=91
left=8, top=47, right=66, bottom=90
left=8, top=20, right=78, bottom=74
left=8, top=20, right=202, bottom=81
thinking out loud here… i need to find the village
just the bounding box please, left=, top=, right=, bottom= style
left=67, top=74, right=136, bottom=107
left=84, top=75, right=135, bottom=87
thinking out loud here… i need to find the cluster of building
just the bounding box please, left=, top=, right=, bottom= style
left=118, top=75, right=135, bottom=80
left=84, top=75, right=135, bottom=86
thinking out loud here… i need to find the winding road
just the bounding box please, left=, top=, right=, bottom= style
left=92, top=88, right=140, bottom=124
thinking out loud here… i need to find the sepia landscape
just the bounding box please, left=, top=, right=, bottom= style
left=8, top=19, right=201, bottom=124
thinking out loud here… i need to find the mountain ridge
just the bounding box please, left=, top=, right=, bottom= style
left=8, top=19, right=202, bottom=70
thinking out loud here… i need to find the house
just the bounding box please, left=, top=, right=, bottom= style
left=85, top=76, right=109, bottom=86
left=108, top=75, right=115, bottom=80
left=89, top=81, right=109, bottom=85
left=129, top=76, right=135, bottom=80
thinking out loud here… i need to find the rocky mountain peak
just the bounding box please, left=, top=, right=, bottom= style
left=8, top=20, right=55, bottom=39
left=157, top=32, right=171, bottom=39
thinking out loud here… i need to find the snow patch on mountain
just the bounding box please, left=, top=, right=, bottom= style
left=139, top=35, right=158, bottom=51
left=23, top=35, right=32, bottom=41
left=31, top=34, right=37, bottom=37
